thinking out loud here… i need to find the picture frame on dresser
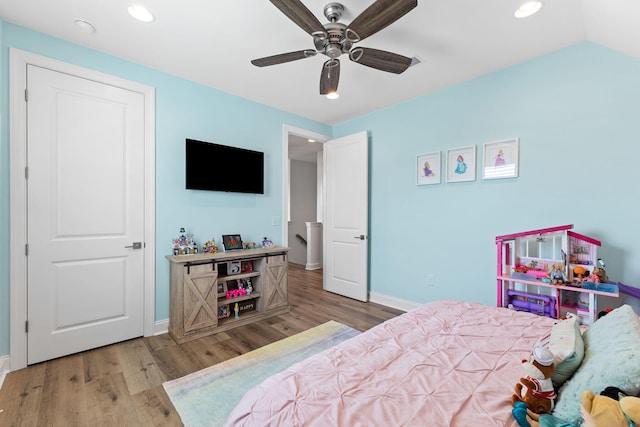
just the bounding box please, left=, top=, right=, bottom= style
left=222, top=234, right=243, bottom=250
left=416, top=152, right=441, bottom=186
left=482, top=138, right=519, bottom=180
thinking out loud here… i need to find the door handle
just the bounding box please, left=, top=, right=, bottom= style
left=125, top=242, right=143, bottom=249
left=353, top=235, right=366, bottom=240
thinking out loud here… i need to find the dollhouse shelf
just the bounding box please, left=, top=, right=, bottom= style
left=497, top=276, right=619, bottom=298
left=496, top=224, right=619, bottom=325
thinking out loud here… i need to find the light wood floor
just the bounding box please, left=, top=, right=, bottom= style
left=0, top=264, right=403, bottom=426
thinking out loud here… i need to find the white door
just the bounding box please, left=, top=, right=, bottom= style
left=27, top=65, right=145, bottom=364
left=323, top=131, right=369, bottom=301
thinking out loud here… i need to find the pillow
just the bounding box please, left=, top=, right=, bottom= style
left=552, top=305, right=640, bottom=423
left=536, top=317, right=584, bottom=388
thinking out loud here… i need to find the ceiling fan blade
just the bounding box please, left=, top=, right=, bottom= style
left=349, top=47, right=412, bottom=74
left=345, top=0, right=417, bottom=42
left=320, top=59, right=340, bottom=95
left=251, top=50, right=317, bottom=67
left=270, top=0, right=328, bottom=38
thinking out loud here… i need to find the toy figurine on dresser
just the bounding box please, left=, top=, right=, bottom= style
left=172, top=227, right=198, bottom=255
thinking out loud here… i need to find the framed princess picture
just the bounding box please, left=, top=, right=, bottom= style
left=416, top=152, right=441, bottom=186
left=446, top=145, right=476, bottom=183
left=482, top=138, right=519, bottom=180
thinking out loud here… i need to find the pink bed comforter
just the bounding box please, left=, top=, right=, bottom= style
left=225, top=300, right=556, bottom=427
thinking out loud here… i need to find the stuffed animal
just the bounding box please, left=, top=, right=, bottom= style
left=513, top=390, right=640, bottom=427
left=548, top=263, right=568, bottom=285
left=512, top=346, right=557, bottom=415
left=581, top=390, right=640, bottom=427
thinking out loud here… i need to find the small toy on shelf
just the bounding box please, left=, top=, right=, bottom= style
left=571, top=266, right=589, bottom=286
left=595, top=259, right=609, bottom=282
left=172, top=227, right=198, bottom=255
left=218, top=304, right=230, bottom=319
left=234, top=302, right=240, bottom=319
left=226, top=288, right=247, bottom=299
left=241, top=260, right=253, bottom=272
left=514, top=264, right=529, bottom=273
left=261, top=237, right=274, bottom=248
left=242, top=241, right=258, bottom=250
left=547, top=263, right=568, bottom=285
left=202, top=239, right=218, bottom=254
left=585, top=267, right=608, bottom=284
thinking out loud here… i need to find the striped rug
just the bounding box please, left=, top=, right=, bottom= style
left=163, top=320, right=360, bottom=427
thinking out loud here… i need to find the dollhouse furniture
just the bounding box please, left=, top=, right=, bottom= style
left=495, top=224, right=618, bottom=325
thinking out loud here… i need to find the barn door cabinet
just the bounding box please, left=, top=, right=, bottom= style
left=167, top=247, right=289, bottom=343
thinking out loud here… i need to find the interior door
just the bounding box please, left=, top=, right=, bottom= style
left=323, top=131, right=369, bottom=301
left=26, top=64, right=145, bottom=364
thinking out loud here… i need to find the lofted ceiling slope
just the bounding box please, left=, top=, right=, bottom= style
left=0, top=0, right=639, bottom=125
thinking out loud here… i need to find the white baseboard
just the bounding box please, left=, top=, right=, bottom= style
left=154, top=319, right=169, bottom=336
left=305, top=263, right=321, bottom=270
left=369, top=292, right=422, bottom=312
left=0, top=355, right=10, bottom=390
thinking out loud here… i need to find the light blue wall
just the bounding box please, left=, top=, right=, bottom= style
left=0, top=22, right=330, bottom=356
left=3, top=20, right=639, bottom=360
left=334, top=42, right=640, bottom=307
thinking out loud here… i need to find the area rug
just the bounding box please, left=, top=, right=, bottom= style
left=163, top=320, right=360, bottom=427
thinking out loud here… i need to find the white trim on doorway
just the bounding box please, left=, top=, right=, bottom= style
left=281, top=125, right=330, bottom=248
left=8, top=48, right=156, bottom=371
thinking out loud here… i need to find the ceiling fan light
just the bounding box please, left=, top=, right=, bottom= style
left=514, top=1, right=543, bottom=18
left=128, top=4, right=155, bottom=23
left=326, top=92, right=339, bottom=100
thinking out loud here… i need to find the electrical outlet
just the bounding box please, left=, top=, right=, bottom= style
left=426, top=274, right=435, bottom=287
left=271, top=216, right=281, bottom=226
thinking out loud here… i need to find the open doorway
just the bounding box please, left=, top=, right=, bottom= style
left=282, top=125, right=329, bottom=271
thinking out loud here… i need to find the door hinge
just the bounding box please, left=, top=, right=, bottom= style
left=25, top=321, right=29, bottom=333
left=25, top=89, right=28, bottom=102
left=25, top=166, right=29, bottom=180
left=25, top=243, right=29, bottom=256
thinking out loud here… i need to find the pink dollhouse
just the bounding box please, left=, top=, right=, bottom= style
left=495, top=224, right=618, bottom=325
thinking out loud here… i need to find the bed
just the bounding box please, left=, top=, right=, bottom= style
left=224, top=300, right=640, bottom=427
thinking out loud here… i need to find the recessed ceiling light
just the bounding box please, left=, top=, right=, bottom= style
left=515, top=1, right=543, bottom=18
left=128, top=4, right=155, bottom=23
left=74, top=19, right=96, bottom=33
left=326, top=92, right=339, bottom=100
left=308, top=139, right=316, bottom=143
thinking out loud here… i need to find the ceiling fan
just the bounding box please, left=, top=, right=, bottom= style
left=251, top=0, right=418, bottom=96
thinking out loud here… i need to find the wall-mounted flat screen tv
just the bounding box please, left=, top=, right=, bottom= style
left=186, top=138, right=264, bottom=194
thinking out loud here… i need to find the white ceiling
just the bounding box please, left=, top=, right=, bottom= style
left=1, top=1, right=639, bottom=126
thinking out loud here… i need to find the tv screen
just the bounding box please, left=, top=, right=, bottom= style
left=186, top=139, right=264, bottom=194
